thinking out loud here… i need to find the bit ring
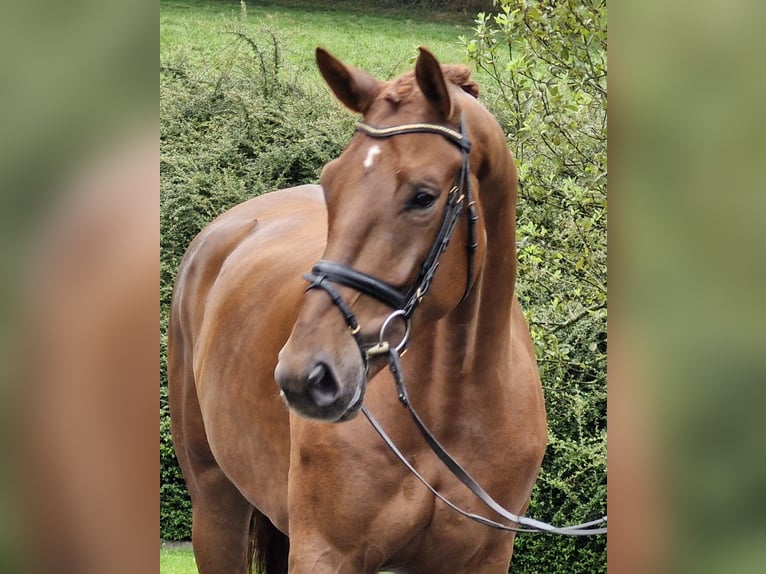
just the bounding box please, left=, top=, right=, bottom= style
left=379, top=310, right=411, bottom=353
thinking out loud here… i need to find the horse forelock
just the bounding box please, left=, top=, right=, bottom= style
left=380, top=64, right=479, bottom=106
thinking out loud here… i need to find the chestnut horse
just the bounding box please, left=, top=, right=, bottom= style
left=168, top=47, right=547, bottom=573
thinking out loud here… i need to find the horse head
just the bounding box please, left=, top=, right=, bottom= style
left=275, top=47, right=486, bottom=422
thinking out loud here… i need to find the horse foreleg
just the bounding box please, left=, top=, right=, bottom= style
left=169, top=322, right=261, bottom=573
left=189, top=464, right=256, bottom=574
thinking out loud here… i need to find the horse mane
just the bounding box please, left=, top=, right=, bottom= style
left=380, top=65, right=480, bottom=105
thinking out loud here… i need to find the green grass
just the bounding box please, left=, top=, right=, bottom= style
left=160, top=0, right=475, bottom=81
left=159, top=546, right=397, bottom=574
left=161, top=547, right=197, bottom=574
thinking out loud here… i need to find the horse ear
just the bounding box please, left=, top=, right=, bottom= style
left=316, top=47, right=383, bottom=115
left=415, top=47, right=452, bottom=120
left=443, top=65, right=480, bottom=99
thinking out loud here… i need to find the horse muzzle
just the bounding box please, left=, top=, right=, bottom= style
left=274, top=351, right=367, bottom=422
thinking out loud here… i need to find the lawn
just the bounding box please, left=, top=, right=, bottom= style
left=160, top=0, right=476, bottom=82
left=160, top=546, right=197, bottom=574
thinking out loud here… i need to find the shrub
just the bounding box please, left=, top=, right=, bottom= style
left=461, top=1, right=607, bottom=572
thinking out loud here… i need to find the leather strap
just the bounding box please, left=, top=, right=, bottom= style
left=355, top=121, right=471, bottom=152
left=303, top=273, right=367, bottom=363
left=370, top=348, right=608, bottom=536
left=310, top=261, right=407, bottom=310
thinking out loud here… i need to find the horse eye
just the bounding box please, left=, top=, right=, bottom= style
left=409, top=190, right=437, bottom=210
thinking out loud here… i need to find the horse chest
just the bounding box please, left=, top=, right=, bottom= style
left=290, top=418, right=517, bottom=568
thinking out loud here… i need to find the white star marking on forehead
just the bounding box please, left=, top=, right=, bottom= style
left=363, top=145, right=381, bottom=170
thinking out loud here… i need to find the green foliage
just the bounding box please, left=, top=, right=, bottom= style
left=461, top=1, right=607, bottom=572
left=160, top=30, right=351, bottom=279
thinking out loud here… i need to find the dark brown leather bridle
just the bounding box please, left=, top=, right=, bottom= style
left=304, top=115, right=477, bottom=363
left=302, top=116, right=607, bottom=536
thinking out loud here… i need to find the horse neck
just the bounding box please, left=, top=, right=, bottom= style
left=412, top=122, right=519, bottom=394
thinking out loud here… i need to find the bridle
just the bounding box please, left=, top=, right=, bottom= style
left=302, top=115, right=607, bottom=536
left=304, top=114, right=477, bottom=366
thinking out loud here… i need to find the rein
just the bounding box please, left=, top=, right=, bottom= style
left=303, top=116, right=606, bottom=536
left=361, top=348, right=607, bottom=536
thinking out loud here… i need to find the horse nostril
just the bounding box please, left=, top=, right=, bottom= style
left=307, top=363, right=340, bottom=408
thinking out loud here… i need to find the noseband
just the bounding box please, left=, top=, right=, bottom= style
left=304, top=115, right=478, bottom=362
